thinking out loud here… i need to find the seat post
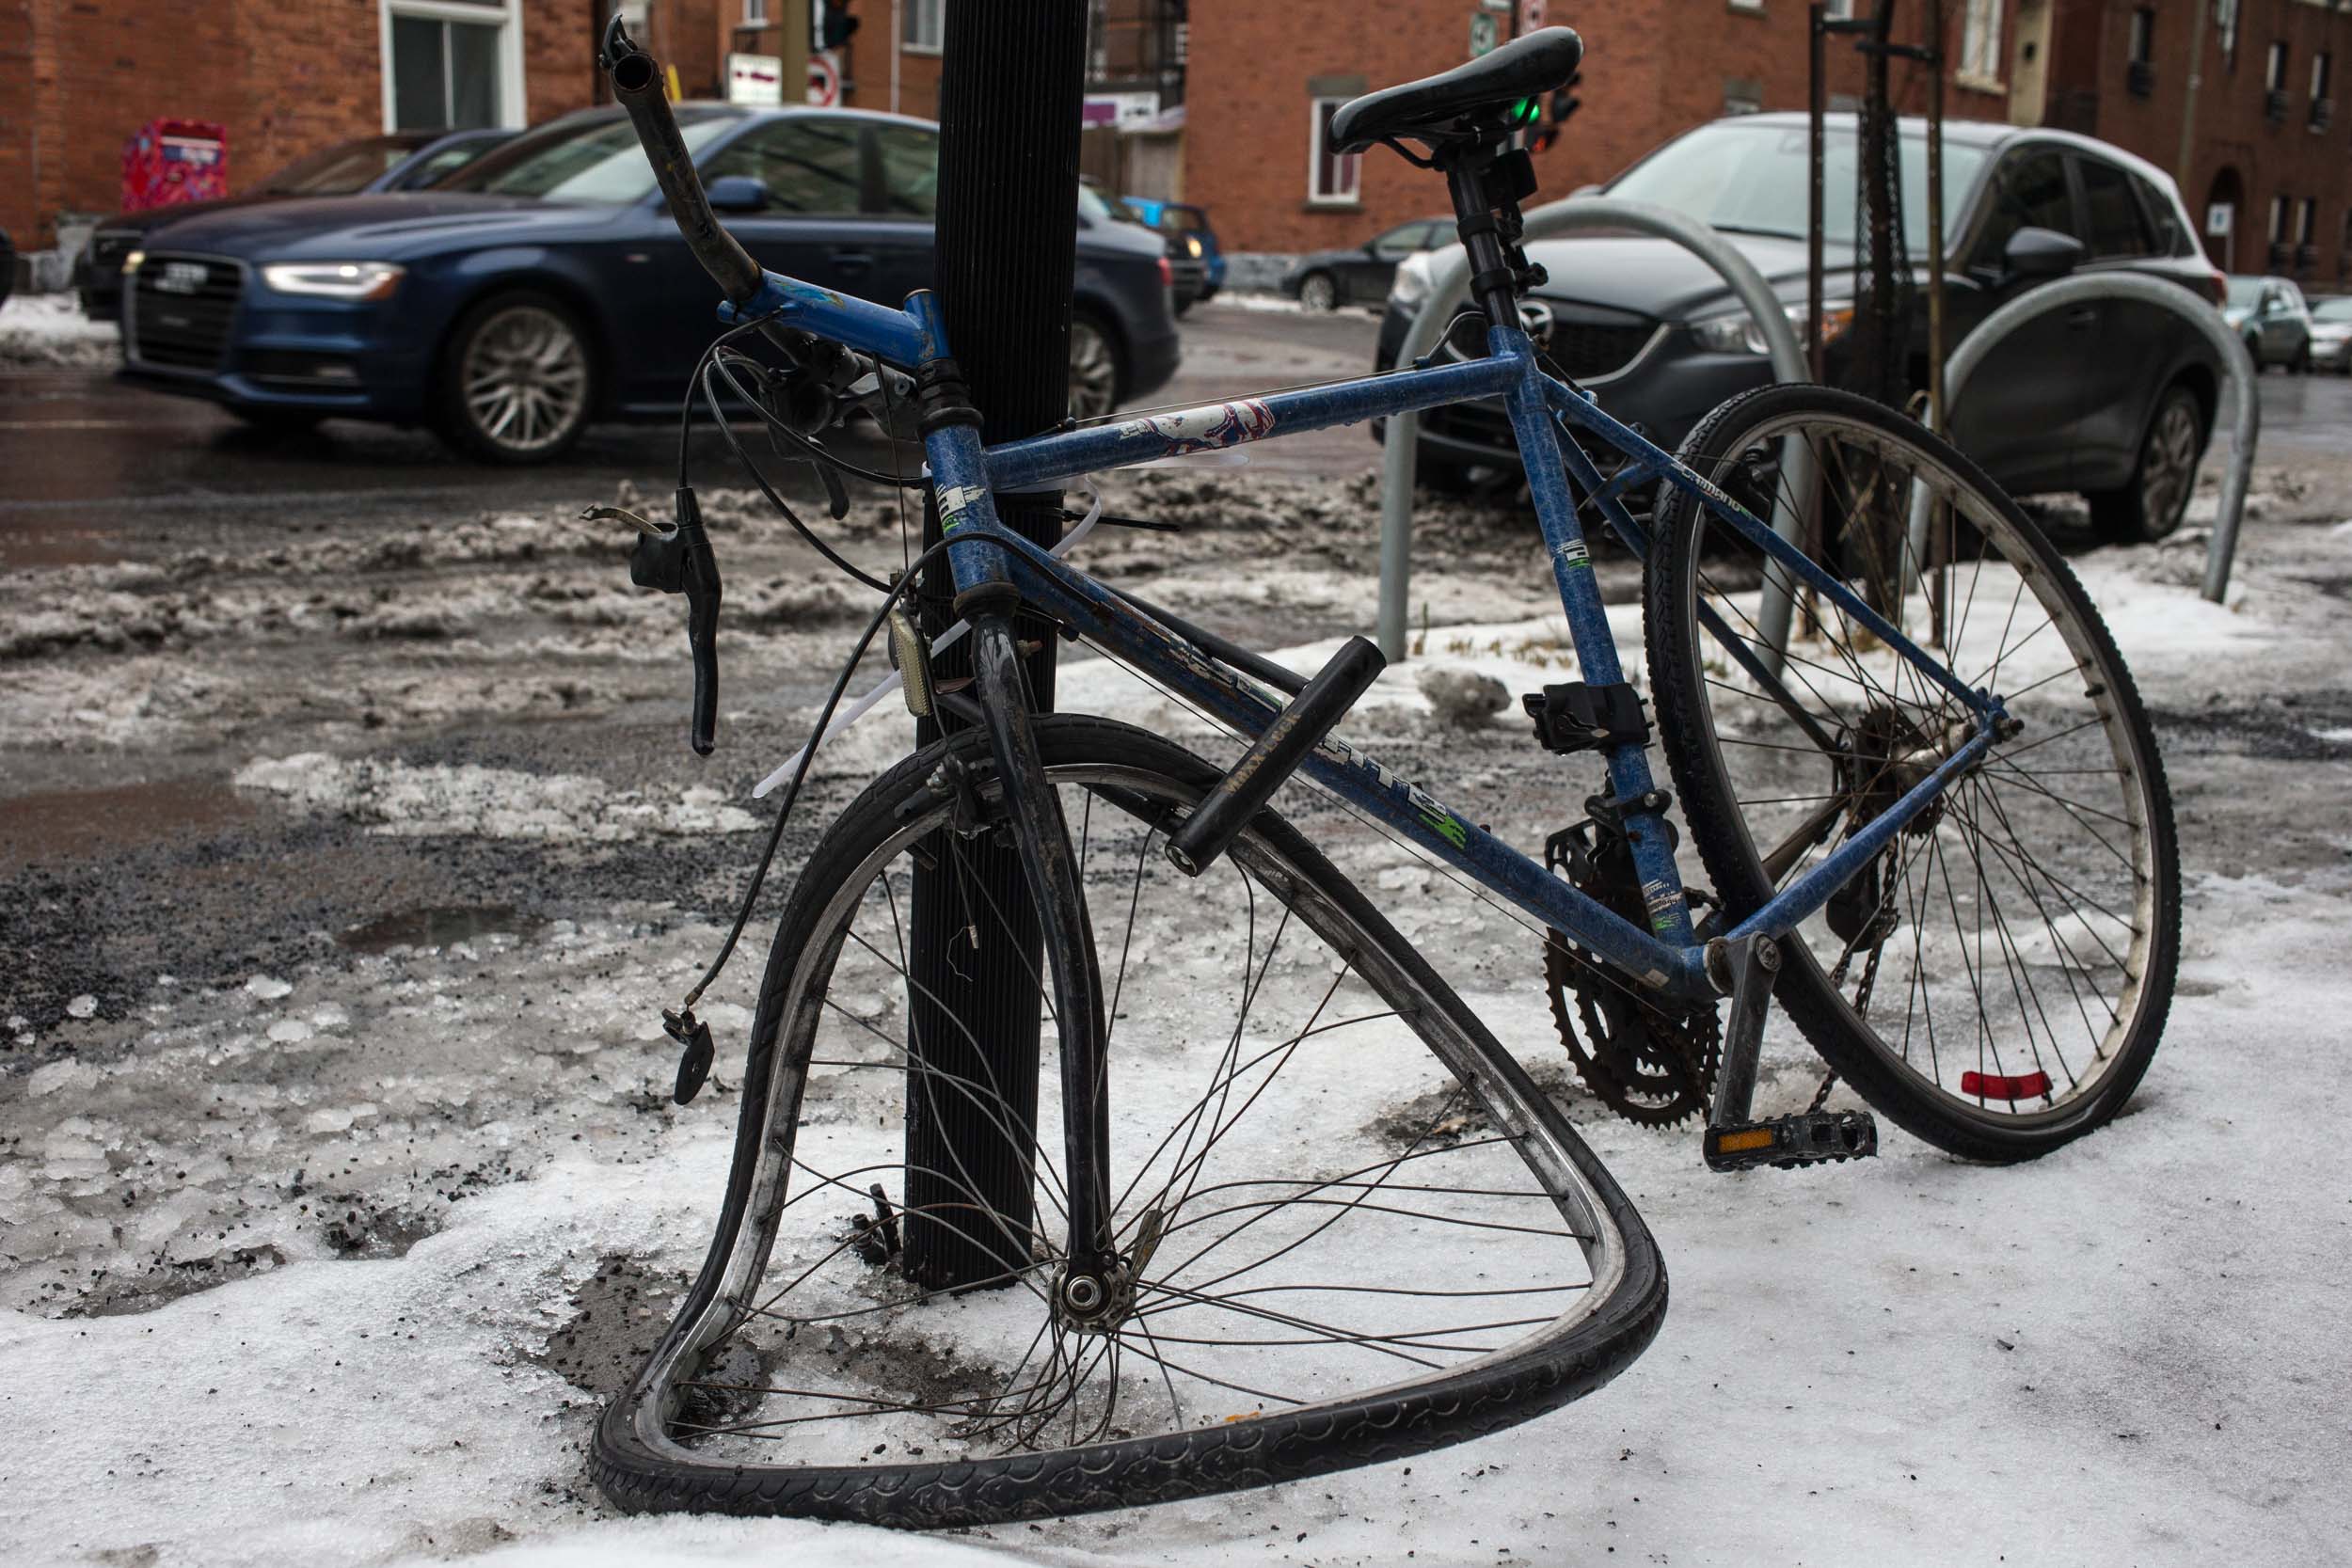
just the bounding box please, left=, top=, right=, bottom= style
left=1444, top=150, right=1528, bottom=334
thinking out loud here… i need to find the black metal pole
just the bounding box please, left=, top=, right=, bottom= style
left=900, top=1, right=1088, bottom=1291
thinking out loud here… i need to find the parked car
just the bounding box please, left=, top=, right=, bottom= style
left=74, top=129, right=516, bottom=321
left=1123, top=198, right=1226, bottom=310
left=2306, top=295, right=2352, bottom=373
left=2222, top=275, right=2314, bottom=372
left=1285, top=217, right=1450, bottom=311
left=1376, top=114, right=2227, bottom=543
left=114, top=105, right=1179, bottom=461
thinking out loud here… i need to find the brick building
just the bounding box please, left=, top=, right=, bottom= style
left=0, top=0, right=659, bottom=251
left=2041, top=0, right=2352, bottom=282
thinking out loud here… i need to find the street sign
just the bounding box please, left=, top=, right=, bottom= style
left=1080, top=90, right=1161, bottom=128
left=806, top=50, right=841, bottom=107
left=1470, top=10, right=1500, bottom=55
left=2206, top=202, right=2234, bottom=238
left=727, top=52, right=783, bottom=106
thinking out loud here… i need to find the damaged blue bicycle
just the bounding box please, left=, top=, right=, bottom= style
left=586, top=22, right=2178, bottom=1527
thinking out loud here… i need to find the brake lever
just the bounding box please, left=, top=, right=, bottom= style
left=587, top=488, right=723, bottom=755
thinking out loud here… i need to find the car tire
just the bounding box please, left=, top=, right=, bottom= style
left=2290, top=339, right=2312, bottom=374
left=436, top=290, right=596, bottom=465
left=2087, top=383, right=2202, bottom=545
left=1068, top=309, right=1124, bottom=422
left=2242, top=332, right=2265, bottom=372
left=1297, top=271, right=1341, bottom=312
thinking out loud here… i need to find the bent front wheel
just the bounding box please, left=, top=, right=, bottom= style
left=1645, top=384, right=2180, bottom=1163
left=594, top=716, right=1665, bottom=1526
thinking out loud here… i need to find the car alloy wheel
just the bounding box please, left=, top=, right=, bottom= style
left=1298, top=272, right=1339, bottom=311
left=1067, top=315, right=1120, bottom=422
left=2137, top=391, right=2201, bottom=536
left=461, top=302, right=591, bottom=457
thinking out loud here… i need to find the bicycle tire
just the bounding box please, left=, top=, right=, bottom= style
left=1644, top=384, right=2180, bottom=1163
left=593, top=716, right=1667, bottom=1525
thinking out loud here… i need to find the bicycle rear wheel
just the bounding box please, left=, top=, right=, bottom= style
left=595, top=716, right=1666, bottom=1526
left=1644, top=385, right=2179, bottom=1163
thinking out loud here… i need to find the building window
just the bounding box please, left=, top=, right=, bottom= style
left=2128, top=8, right=2153, bottom=64
left=2215, top=0, right=2237, bottom=62
left=382, top=0, right=518, bottom=133
left=2269, top=194, right=2288, bottom=242
left=2297, top=197, right=2317, bottom=245
left=1822, top=0, right=1852, bottom=17
left=1960, top=0, right=2003, bottom=83
left=743, top=0, right=767, bottom=24
left=1308, top=98, right=1360, bottom=206
left=1724, top=78, right=1763, bottom=115
left=903, top=0, right=945, bottom=53
left=2312, top=51, right=2331, bottom=101
left=2265, top=40, right=2288, bottom=92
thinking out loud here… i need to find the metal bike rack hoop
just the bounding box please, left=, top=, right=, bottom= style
left=1376, top=197, right=1814, bottom=662
left=1935, top=271, right=2258, bottom=602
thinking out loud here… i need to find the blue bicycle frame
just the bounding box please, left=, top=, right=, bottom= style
left=723, top=277, right=2006, bottom=1006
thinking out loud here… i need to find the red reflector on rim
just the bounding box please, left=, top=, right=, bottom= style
left=1961, top=1069, right=2052, bottom=1101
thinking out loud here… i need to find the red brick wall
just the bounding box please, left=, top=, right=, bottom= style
left=2051, top=0, right=2352, bottom=280
left=1184, top=0, right=2025, bottom=258
left=2, top=0, right=606, bottom=251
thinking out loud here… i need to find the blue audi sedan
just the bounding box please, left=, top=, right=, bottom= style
left=118, top=105, right=1180, bottom=461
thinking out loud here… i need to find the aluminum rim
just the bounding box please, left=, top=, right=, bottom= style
left=1067, top=318, right=1118, bottom=421
left=1677, top=410, right=2165, bottom=1126
left=1299, top=273, right=1338, bottom=311
left=462, top=304, right=589, bottom=454
left=2138, top=395, right=2200, bottom=532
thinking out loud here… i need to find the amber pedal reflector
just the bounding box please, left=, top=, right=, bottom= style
left=1959, top=1069, right=2053, bottom=1101
left=1713, top=1127, right=1776, bottom=1154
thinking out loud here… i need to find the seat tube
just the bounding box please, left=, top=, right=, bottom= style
left=1502, top=339, right=1697, bottom=949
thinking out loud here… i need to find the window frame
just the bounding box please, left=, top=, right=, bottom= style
left=2312, top=51, right=2332, bottom=102
left=2127, top=8, right=2153, bottom=65
left=2074, top=152, right=2156, bottom=260
left=902, top=0, right=946, bottom=55
left=2265, top=40, right=2289, bottom=93
left=1958, top=0, right=2004, bottom=86
left=1307, top=96, right=1362, bottom=209
left=378, top=0, right=525, bottom=135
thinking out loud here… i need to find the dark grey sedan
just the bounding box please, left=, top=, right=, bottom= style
left=1284, top=218, right=1450, bottom=311
left=1377, top=115, right=2229, bottom=543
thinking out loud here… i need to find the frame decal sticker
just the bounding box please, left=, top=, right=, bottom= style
left=1118, top=399, right=1278, bottom=455
left=936, top=482, right=989, bottom=531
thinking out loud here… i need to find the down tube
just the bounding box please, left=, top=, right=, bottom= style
left=993, top=541, right=1708, bottom=1000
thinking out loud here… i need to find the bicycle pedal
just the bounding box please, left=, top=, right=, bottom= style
left=1704, top=1111, right=1877, bottom=1172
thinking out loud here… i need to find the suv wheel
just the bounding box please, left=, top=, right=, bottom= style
left=2088, top=384, right=2201, bottom=545
left=1297, top=271, right=1340, bottom=311
left=1068, top=312, right=1122, bottom=422
left=438, top=292, right=596, bottom=464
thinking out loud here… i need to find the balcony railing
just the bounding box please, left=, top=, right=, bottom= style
left=2126, top=60, right=2155, bottom=98
left=2265, top=87, right=2290, bottom=122
left=2310, top=95, right=2334, bottom=130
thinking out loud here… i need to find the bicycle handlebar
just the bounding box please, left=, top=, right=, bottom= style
left=601, top=15, right=763, bottom=307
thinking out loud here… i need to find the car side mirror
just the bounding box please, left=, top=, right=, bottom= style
left=706, top=175, right=769, bottom=214
left=2002, top=225, right=2085, bottom=284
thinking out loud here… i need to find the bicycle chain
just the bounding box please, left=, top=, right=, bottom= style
left=1813, top=846, right=1901, bottom=1115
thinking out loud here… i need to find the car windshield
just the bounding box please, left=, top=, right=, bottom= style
left=441, top=114, right=736, bottom=203
left=2313, top=297, right=2352, bottom=322
left=2226, top=277, right=2267, bottom=307
left=1079, top=184, right=1142, bottom=225
left=1160, top=207, right=1205, bottom=232
left=260, top=136, right=427, bottom=195
left=1606, top=121, right=1988, bottom=254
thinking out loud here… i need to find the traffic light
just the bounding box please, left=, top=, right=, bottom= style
left=1530, top=71, right=1581, bottom=154
left=820, top=1, right=860, bottom=49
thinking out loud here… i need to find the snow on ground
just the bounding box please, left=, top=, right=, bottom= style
left=0, top=293, right=119, bottom=370
left=6, top=477, right=2351, bottom=1565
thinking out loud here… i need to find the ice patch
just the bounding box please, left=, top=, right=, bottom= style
left=235, top=753, right=760, bottom=841
left=64, top=993, right=98, bottom=1019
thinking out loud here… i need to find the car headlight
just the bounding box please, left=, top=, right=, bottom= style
left=1692, top=299, right=1853, bottom=356
left=121, top=249, right=146, bottom=276
left=1184, top=235, right=1202, bottom=258
left=1390, top=249, right=1439, bottom=311
left=261, top=261, right=406, bottom=301
left=2221, top=308, right=2249, bottom=328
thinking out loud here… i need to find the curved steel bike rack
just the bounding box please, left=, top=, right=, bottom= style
left=1376, top=197, right=1814, bottom=665
left=1931, top=271, right=2258, bottom=602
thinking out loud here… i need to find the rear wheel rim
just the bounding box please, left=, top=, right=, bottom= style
left=1659, top=404, right=2169, bottom=1133
left=615, top=746, right=1640, bottom=1510
left=461, top=304, right=588, bottom=454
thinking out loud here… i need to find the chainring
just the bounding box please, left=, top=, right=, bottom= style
left=1540, top=824, right=1722, bottom=1129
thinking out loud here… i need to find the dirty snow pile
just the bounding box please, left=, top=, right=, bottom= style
left=5, top=486, right=2352, bottom=1565
left=0, top=293, right=118, bottom=370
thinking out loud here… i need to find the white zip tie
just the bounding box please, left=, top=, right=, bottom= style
left=752, top=476, right=1107, bottom=799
